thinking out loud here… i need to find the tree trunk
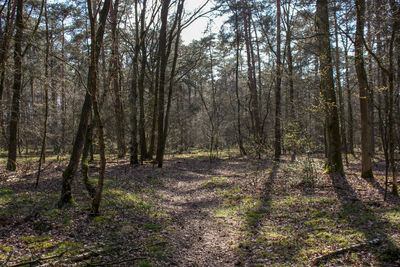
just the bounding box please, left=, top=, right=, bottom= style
left=343, top=36, right=354, bottom=155
left=234, top=12, right=246, bottom=156
left=110, top=0, right=126, bottom=158
left=334, top=6, right=348, bottom=160
left=155, top=0, right=171, bottom=168
left=355, top=0, right=373, bottom=178
left=274, top=0, right=282, bottom=160
left=6, top=0, right=23, bottom=171
left=138, top=0, right=149, bottom=161
left=242, top=0, right=261, bottom=146
left=58, top=0, right=111, bottom=208
left=36, top=0, right=50, bottom=187
left=316, top=0, right=344, bottom=175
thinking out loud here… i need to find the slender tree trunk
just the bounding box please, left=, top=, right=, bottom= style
left=7, top=0, right=23, bottom=171
left=149, top=66, right=158, bottom=158
left=163, top=2, right=184, bottom=150
left=316, top=0, right=344, bottom=175
left=61, top=19, right=66, bottom=154
left=334, top=7, right=348, bottom=162
left=110, top=0, right=126, bottom=158
left=130, top=55, right=139, bottom=165
left=234, top=12, right=246, bottom=156
left=274, top=0, right=282, bottom=160
left=81, top=118, right=96, bottom=198
left=366, top=0, right=375, bottom=156
left=58, top=0, right=111, bottom=208
left=242, top=0, right=261, bottom=146
left=343, top=37, right=354, bottom=155
left=138, top=0, right=149, bottom=161
left=36, top=1, right=50, bottom=187
left=155, top=0, right=171, bottom=168
left=355, top=0, right=374, bottom=178
left=0, top=1, right=15, bottom=148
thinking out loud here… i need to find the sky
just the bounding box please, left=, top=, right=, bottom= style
left=180, top=0, right=226, bottom=44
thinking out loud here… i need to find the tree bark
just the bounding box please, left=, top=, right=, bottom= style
left=58, top=0, right=111, bottom=208
left=334, top=6, right=348, bottom=160
left=316, top=0, right=344, bottom=175
left=6, top=0, right=23, bottom=171
left=274, top=0, right=282, bottom=160
left=138, top=0, right=149, bottom=161
left=355, top=0, right=374, bottom=178
left=110, top=0, right=126, bottom=158
left=36, top=0, right=50, bottom=187
left=155, top=0, right=171, bottom=168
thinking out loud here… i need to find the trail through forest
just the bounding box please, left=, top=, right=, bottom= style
left=1, top=152, right=400, bottom=266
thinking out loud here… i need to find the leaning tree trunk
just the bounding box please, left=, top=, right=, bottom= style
left=355, top=0, right=373, bottom=178
left=58, top=0, right=111, bottom=208
left=316, top=0, right=344, bottom=175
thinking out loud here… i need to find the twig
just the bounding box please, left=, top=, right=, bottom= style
left=312, top=238, right=381, bottom=265
left=86, top=256, right=147, bottom=266
left=8, top=250, right=66, bottom=267
left=5, top=250, right=13, bottom=266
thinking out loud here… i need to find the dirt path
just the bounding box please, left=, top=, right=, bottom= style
left=157, top=158, right=267, bottom=266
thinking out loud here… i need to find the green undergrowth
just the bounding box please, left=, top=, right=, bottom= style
left=232, top=169, right=400, bottom=266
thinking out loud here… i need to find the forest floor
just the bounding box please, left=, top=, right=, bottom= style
left=1, top=150, right=400, bottom=266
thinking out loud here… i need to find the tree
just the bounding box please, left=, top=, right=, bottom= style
left=274, top=0, right=282, bottom=160
left=110, top=0, right=126, bottom=159
left=315, top=0, right=343, bottom=175
left=58, top=0, right=111, bottom=208
left=355, top=0, right=373, bottom=178
left=155, top=0, right=171, bottom=168
left=6, top=0, right=24, bottom=171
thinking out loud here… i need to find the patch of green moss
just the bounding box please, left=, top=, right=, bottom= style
left=142, top=223, right=161, bottom=230
left=28, top=240, right=56, bottom=250
left=21, top=235, right=51, bottom=243
left=138, top=260, right=155, bottom=267
left=92, top=215, right=112, bottom=225
left=0, top=245, right=12, bottom=252
left=214, top=206, right=238, bottom=218
left=202, top=176, right=229, bottom=188
left=147, top=245, right=164, bottom=260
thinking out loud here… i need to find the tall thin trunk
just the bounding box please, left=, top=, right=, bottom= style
left=366, top=0, right=375, bottom=156
left=355, top=0, right=373, bottom=178
left=274, top=0, right=282, bottom=160
left=163, top=0, right=184, bottom=149
left=138, top=0, right=149, bottom=160
left=316, top=0, right=344, bottom=175
left=110, top=0, right=126, bottom=158
left=343, top=36, right=354, bottom=154
left=36, top=0, right=50, bottom=187
left=334, top=6, right=348, bottom=160
left=130, top=0, right=140, bottom=165
left=58, top=0, right=111, bottom=208
left=155, top=0, right=171, bottom=168
left=61, top=19, right=66, bottom=154
left=0, top=1, right=16, bottom=141
left=234, top=12, right=246, bottom=156
left=6, top=0, right=23, bottom=171
left=149, top=65, right=158, bottom=158
left=242, top=0, right=261, bottom=145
